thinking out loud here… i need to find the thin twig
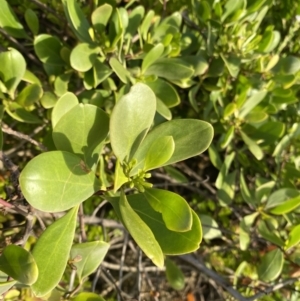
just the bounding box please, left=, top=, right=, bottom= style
left=2, top=123, right=47, bottom=152
left=0, top=29, right=41, bottom=66
left=180, top=254, right=249, bottom=301
left=78, top=204, right=87, bottom=243
left=137, top=248, right=142, bottom=301
left=118, top=232, right=128, bottom=301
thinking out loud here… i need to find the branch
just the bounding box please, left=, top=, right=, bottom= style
left=180, top=254, right=249, bottom=301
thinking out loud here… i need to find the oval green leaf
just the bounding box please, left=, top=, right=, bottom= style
left=165, top=258, right=185, bottom=291
left=53, top=104, right=109, bottom=169
left=257, top=249, right=283, bottom=282
left=142, top=43, right=164, bottom=73
left=130, top=119, right=213, bottom=175
left=91, top=4, right=113, bottom=33
left=0, top=0, right=28, bottom=38
left=70, top=43, right=99, bottom=72
left=0, top=245, right=38, bottom=285
left=119, top=192, right=164, bottom=268
left=144, top=136, right=175, bottom=171
left=109, top=194, right=202, bottom=255
left=110, top=83, right=156, bottom=162
left=32, top=206, right=79, bottom=297
left=19, top=151, right=99, bottom=212
left=52, top=92, right=79, bottom=127
left=0, top=48, right=26, bottom=97
left=144, top=188, right=192, bottom=232
left=15, top=84, right=43, bottom=107
left=286, top=224, right=300, bottom=251
left=25, top=9, right=39, bottom=35
left=34, top=34, right=65, bottom=66
left=144, top=58, right=194, bottom=81
left=270, top=195, right=300, bottom=215
left=70, top=241, right=109, bottom=281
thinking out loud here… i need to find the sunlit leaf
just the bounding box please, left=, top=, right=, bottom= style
left=165, top=258, right=184, bottom=290
left=110, top=83, right=156, bottom=162
left=19, top=151, right=99, bottom=212
left=32, top=206, right=79, bottom=297
left=0, top=245, right=38, bottom=285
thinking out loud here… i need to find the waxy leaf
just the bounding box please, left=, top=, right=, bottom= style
left=165, top=258, right=185, bottom=290
left=109, top=194, right=202, bottom=255
left=5, top=102, right=42, bottom=124
left=32, top=206, right=79, bottom=297
left=15, top=84, right=43, bottom=107
left=109, top=57, right=130, bottom=84
left=146, top=78, right=180, bottom=108
left=265, top=188, right=299, bottom=210
left=144, top=188, right=192, bottom=232
left=52, top=92, right=78, bottom=127
left=25, top=9, right=39, bottom=35
left=130, top=119, right=213, bottom=175
left=0, top=245, right=38, bottom=285
left=70, top=43, right=99, bottom=72
left=145, top=58, right=194, bottom=81
left=118, top=192, right=164, bottom=268
left=34, top=35, right=65, bottom=66
left=144, top=136, right=175, bottom=171
left=53, top=104, right=109, bottom=169
left=0, top=48, right=26, bottom=97
left=258, top=220, right=284, bottom=247
left=270, top=195, right=300, bottom=215
left=62, top=0, right=92, bottom=43
left=257, top=249, right=283, bottom=282
left=239, top=91, right=267, bottom=118
left=19, top=151, right=99, bottom=212
left=142, top=43, right=164, bottom=72
left=70, top=241, right=109, bottom=281
left=0, top=0, right=28, bottom=38
left=200, top=214, right=222, bottom=240
left=113, top=160, right=128, bottom=192
left=92, top=4, right=113, bottom=33
left=110, top=83, right=156, bottom=162
left=286, top=224, right=300, bottom=251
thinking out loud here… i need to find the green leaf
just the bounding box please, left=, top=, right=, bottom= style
left=5, top=102, right=42, bottom=124
left=0, top=245, right=38, bottom=285
left=258, top=220, right=285, bottom=247
left=72, top=292, right=106, bottom=301
left=145, top=78, right=180, bottom=108
left=15, top=84, right=43, bottom=107
left=40, top=91, right=57, bottom=109
left=238, top=90, right=267, bottom=118
left=19, top=151, right=99, bottom=212
left=53, top=103, right=109, bottom=169
left=119, top=192, right=164, bottom=268
left=165, top=258, right=185, bottom=291
left=109, top=194, right=202, bottom=255
left=144, top=188, right=192, bottom=232
left=221, top=54, right=241, bottom=77
left=142, top=43, right=164, bottom=73
left=145, top=58, right=194, bottom=81
left=34, top=35, right=65, bottom=66
left=54, top=73, right=71, bottom=97
left=280, top=56, right=300, bottom=74
left=70, top=241, right=109, bottom=281
left=62, top=0, right=92, bottom=43
left=286, top=224, right=300, bottom=251
left=156, top=98, right=172, bottom=120
left=0, top=48, right=26, bottom=97
left=109, top=57, right=130, bottom=84
left=110, top=83, right=156, bottom=162
left=22, top=69, right=42, bottom=86
left=126, top=5, right=144, bottom=38
left=91, top=4, right=113, bottom=33
left=140, top=10, right=155, bottom=40
left=25, top=9, right=39, bottom=35
left=0, top=127, right=2, bottom=150
left=0, top=0, right=28, bottom=38
left=220, top=126, right=235, bottom=149
left=200, top=214, right=222, bottom=240
left=93, top=58, right=112, bottom=87
left=221, top=0, right=245, bottom=22
left=144, top=136, right=175, bottom=171
left=258, top=29, right=280, bottom=53
left=130, top=119, right=213, bottom=175
left=208, top=145, right=222, bottom=170
left=32, top=206, right=79, bottom=297
left=240, top=170, right=255, bottom=205
left=52, top=92, right=79, bottom=127
left=70, top=43, right=99, bottom=72
left=0, top=280, right=16, bottom=295
left=240, top=131, right=263, bottom=160
left=257, top=249, right=283, bottom=282
left=265, top=188, right=299, bottom=210
left=270, top=195, right=300, bottom=215
left=108, top=8, right=124, bottom=48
